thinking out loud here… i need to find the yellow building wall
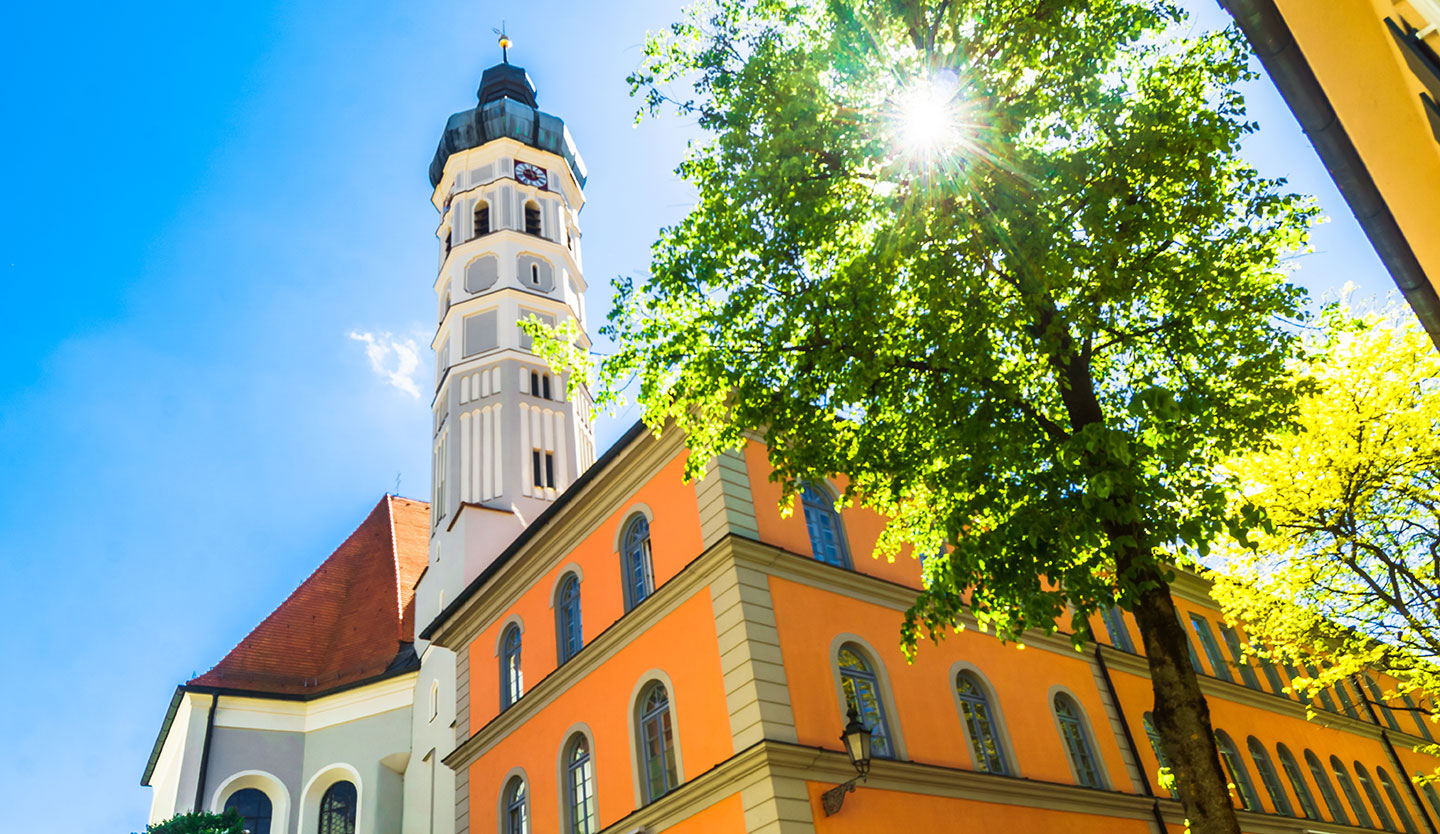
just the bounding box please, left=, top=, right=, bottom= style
left=1275, top=0, right=1440, bottom=298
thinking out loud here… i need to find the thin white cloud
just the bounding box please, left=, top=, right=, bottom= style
left=348, top=331, right=422, bottom=399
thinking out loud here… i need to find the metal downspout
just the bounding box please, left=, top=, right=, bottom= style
left=1095, top=646, right=1169, bottom=833
left=1353, top=675, right=1438, bottom=834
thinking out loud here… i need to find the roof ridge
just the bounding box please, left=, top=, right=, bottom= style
left=385, top=495, right=404, bottom=643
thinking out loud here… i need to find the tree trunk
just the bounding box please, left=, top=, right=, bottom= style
left=1127, top=558, right=1243, bottom=834
left=1026, top=282, right=1242, bottom=834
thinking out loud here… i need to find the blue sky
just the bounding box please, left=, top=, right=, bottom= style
left=0, top=2, right=1399, bottom=832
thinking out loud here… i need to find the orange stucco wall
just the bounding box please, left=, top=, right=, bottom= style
left=768, top=574, right=1133, bottom=789
left=468, top=451, right=705, bottom=732
left=805, top=783, right=1153, bottom=834
left=652, top=791, right=746, bottom=832
left=466, top=589, right=731, bottom=832
left=743, top=440, right=922, bottom=587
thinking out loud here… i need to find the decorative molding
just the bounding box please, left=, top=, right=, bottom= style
left=1101, top=646, right=1387, bottom=739
left=211, top=673, right=417, bottom=734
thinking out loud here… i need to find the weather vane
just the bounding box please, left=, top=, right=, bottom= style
left=494, top=22, right=512, bottom=64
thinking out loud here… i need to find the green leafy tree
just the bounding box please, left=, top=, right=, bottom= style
left=1214, top=305, right=1440, bottom=769
left=138, top=809, right=243, bottom=834
left=536, top=1, right=1315, bottom=831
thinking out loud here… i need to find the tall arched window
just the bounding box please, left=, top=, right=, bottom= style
left=223, top=788, right=272, bottom=834
left=501, top=624, right=524, bottom=709
left=556, top=575, right=582, bottom=664
left=1214, top=731, right=1261, bottom=811
left=1331, top=756, right=1374, bottom=828
left=1054, top=693, right=1104, bottom=789
left=503, top=776, right=528, bottom=834
left=1355, top=762, right=1399, bottom=832
left=1247, top=736, right=1295, bottom=816
left=1142, top=712, right=1177, bottom=798
left=474, top=202, right=491, bottom=237
left=621, top=515, right=655, bottom=611
left=1418, top=777, right=1440, bottom=821
left=1277, top=744, right=1321, bottom=820
left=954, top=671, right=1007, bottom=774
left=318, top=781, right=357, bottom=834
left=838, top=644, right=894, bottom=759
left=1401, top=694, right=1434, bottom=741
left=801, top=484, right=849, bottom=568
left=1377, top=768, right=1419, bottom=834
left=524, top=201, right=542, bottom=236
left=1307, top=750, right=1350, bottom=824
left=637, top=682, right=679, bottom=803
left=1100, top=606, right=1134, bottom=653
left=565, top=735, right=597, bottom=834
left=1364, top=675, right=1404, bottom=731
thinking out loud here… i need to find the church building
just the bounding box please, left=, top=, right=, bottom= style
left=142, top=54, right=1440, bottom=834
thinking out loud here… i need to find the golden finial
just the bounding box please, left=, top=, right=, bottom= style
left=493, top=22, right=512, bottom=63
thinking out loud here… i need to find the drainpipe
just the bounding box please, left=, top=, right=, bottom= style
left=1382, top=729, right=1439, bottom=834
left=1094, top=647, right=1169, bottom=834
left=193, top=692, right=218, bottom=813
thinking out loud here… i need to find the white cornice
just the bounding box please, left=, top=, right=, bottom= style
left=211, top=672, right=418, bottom=734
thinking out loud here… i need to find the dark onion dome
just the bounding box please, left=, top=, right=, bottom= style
left=429, top=62, right=588, bottom=189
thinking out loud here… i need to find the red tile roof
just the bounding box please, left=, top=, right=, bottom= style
left=188, top=495, right=431, bottom=696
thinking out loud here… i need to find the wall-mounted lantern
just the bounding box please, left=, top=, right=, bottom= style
left=821, top=705, right=873, bottom=816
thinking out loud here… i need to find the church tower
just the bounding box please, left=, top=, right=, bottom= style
left=405, top=50, right=595, bottom=834
left=420, top=55, right=595, bottom=616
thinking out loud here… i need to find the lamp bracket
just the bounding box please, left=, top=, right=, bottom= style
left=821, top=777, right=860, bottom=816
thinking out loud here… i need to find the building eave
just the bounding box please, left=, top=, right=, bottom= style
left=140, top=686, right=185, bottom=787
left=1220, top=0, right=1440, bottom=349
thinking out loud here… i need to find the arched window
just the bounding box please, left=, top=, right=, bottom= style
left=1355, top=762, right=1399, bottom=832
left=503, top=776, right=528, bottom=834
left=838, top=644, right=894, bottom=759
left=524, top=201, right=541, bottom=236
left=1277, top=744, right=1321, bottom=820
left=501, top=624, right=523, bottom=709
left=954, top=671, right=1007, bottom=774
left=1100, top=606, right=1133, bottom=653
left=223, top=788, right=272, bottom=834
left=429, top=679, right=439, bottom=721
left=1331, top=756, right=1374, bottom=828
left=565, top=735, right=597, bottom=834
left=1214, top=731, right=1261, bottom=811
left=530, top=263, right=541, bottom=286
left=1401, top=694, right=1434, bottom=741
left=1364, top=675, right=1404, bottom=731
left=1142, top=712, right=1177, bottom=798
left=637, top=682, right=679, bottom=802
left=1054, top=693, right=1104, bottom=789
left=1418, top=777, right=1440, bottom=821
left=318, top=781, right=357, bottom=834
left=801, top=484, right=849, bottom=568
left=622, top=515, right=655, bottom=611
left=556, top=574, right=582, bottom=664
left=1306, top=750, right=1350, bottom=823
left=1377, top=768, right=1419, bottom=834
left=1248, top=736, right=1295, bottom=816
left=474, top=202, right=491, bottom=237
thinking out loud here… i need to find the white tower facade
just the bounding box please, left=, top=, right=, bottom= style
left=405, top=60, right=594, bottom=834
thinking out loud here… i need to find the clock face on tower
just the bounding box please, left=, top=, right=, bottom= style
left=514, top=161, right=548, bottom=190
